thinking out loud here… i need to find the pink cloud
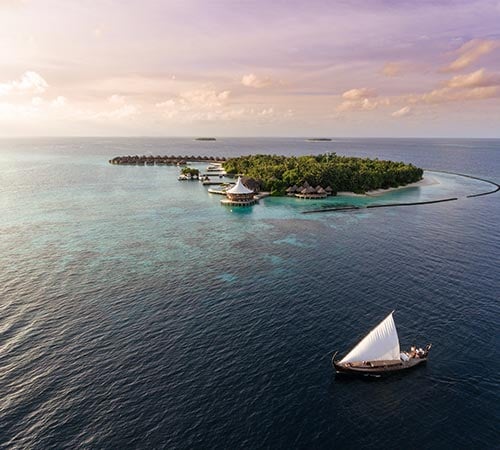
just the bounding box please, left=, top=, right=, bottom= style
left=341, top=88, right=377, bottom=100
left=241, top=73, right=274, bottom=88
left=0, top=71, right=48, bottom=96
left=441, top=39, right=499, bottom=73
left=337, top=87, right=386, bottom=112
left=412, top=86, right=498, bottom=104
left=391, top=106, right=412, bottom=118
left=382, top=62, right=404, bottom=77
left=445, top=69, right=500, bottom=89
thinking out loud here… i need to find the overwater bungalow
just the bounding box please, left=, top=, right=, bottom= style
left=295, top=185, right=328, bottom=199
left=109, top=154, right=227, bottom=166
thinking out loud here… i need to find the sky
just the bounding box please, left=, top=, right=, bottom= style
left=1, top=0, right=500, bottom=137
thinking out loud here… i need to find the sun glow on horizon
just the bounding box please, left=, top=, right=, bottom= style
left=0, top=0, right=500, bottom=137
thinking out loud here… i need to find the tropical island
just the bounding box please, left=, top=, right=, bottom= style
left=222, top=153, right=423, bottom=195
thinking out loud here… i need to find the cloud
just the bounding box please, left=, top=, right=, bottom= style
left=391, top=106, right=412, bottom=118
left=156, top=87, right=232, bottom=121
left=258, top=107, right=274, bottom=116
left=0, top=101, right=38, bottom=119
left=341, top=88, right=377, bottom=100
left=180, top=88, right=230, bottom=107
left=0, top=0, right=27, bottom=9
left=89, top=104, right=139, bottom=120
left=156, top=88, right=230, bottom=110
left=337, top=98, right=381, bottom=112
left=441, top=39, right=499, bottom=73
left=407, top=68, right=500, bottom=106
left=108, top=94, right=126, bottom=104
left=445, top=68, right=500, bottom=89
left=51, top=96, right=67, bottom=107
left=337, top=87, right=385, bottom=112
left=31, top=96, right=44, bottom=106
left=241, top=73, right=273, bottom=88
left=382, top=62, right=404, bottom=77
left=155, top=85, right=287, bottom=123
left=0, top=71, right=48, bottom=96
left=419, top=86, right=499, bottom=104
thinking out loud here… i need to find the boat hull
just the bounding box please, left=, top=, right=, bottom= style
left=333, top=357, right=427, bottom=376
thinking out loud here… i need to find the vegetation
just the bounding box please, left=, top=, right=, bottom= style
left=223, top=153, right=423, bottom=195
left=181, top=167, right=200, bottom=177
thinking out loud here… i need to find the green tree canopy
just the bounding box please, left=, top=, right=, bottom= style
left=223, top=153, right=423, bottom=195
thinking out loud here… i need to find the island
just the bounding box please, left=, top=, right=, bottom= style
left=178, top=167, right=200, bottom=180
left=222, top=153, right=423, bottom=196
left=195, top=137, right=217, bottom=141
left=306, top=138, right=332, bottom=142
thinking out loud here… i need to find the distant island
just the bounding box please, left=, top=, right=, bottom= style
left=195, top=137, right=216, bottom=141
left=223, top=153, right=423, bottom=195
left=306, top=138, right=332, bottom=142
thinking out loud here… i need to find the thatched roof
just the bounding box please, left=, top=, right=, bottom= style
left=240, top=176, right=262, bottom=192
left=317, top=187, right=327, bottom=194
left=325, top=186, right=333, bottom=192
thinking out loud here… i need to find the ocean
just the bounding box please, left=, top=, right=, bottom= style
left=0, top=138, right=498, bottom=449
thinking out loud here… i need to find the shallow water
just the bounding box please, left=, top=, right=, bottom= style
left=0, top=138, right=498, bottom=448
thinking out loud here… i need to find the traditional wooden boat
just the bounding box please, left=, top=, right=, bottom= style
left=332, top=311, right=431, bottom=376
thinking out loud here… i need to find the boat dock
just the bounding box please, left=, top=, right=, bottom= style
left=202, top=180, right=229, bottom=186
left=208, top=188, right=228, bottom=195
left=201, top=173, right=227, bottom=177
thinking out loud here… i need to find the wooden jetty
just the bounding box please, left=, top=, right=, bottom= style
left=202, top=180, right=228, bottom=186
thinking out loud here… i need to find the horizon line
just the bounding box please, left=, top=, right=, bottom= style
left=0, top=135, right=499, bottom=140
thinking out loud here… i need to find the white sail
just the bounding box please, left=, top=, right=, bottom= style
left=340, top=312, right=400, bottom=363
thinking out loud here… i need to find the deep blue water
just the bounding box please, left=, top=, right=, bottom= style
left=0, top=138, right=498, bottom=449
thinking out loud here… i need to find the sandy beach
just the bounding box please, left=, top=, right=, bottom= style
left=337, top=176, right=440, bottom=197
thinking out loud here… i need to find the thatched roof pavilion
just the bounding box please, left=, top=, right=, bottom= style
left=295, top=184, right=327, bottom=199
left=221, top=177, right=257, bottom=206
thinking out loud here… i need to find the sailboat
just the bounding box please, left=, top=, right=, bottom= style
left=332, top=311, right=431, bottom=375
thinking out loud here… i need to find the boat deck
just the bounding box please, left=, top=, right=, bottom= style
left=334, top=357, right=427, bottom=375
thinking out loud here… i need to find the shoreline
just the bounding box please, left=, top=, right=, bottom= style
left=336, top=176, right=439, bottom=197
